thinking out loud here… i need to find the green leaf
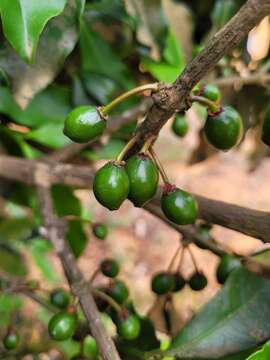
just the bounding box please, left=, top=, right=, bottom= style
left=0, top=294, right=23, bottom=327
left=0, top=218, right=33, bottom=243
left=25, top=123, right=71, bottom=149
left=142, top=31, right=185, bottom=83
left=51, top=185, right=88, bottom=257
left=80, top=20, right=133, bottom=89
left=0, top=0, right=83, bottom=108
left=0, top=0, right=67, bottom=63
left=247, top=342, right=270, bottom=360
left=0, top=244, right=27, bottom=276
left=29, top=237, right=58, bottom=283
left=81, top=72, right=118, bottom=104
left=167, top=269, right=270, bottom=359
left=82, top=138, right=126, bottom=161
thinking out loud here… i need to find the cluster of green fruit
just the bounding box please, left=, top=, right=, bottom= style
left=152, top=270, right=207, bottom=295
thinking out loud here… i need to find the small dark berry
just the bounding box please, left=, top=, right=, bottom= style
left=100, top=259, right=119, bottom=278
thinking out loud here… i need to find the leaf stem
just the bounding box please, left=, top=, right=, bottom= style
left=101, top=83, right=160, bottom=115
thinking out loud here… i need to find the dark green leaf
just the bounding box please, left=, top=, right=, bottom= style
left=66, top=220, right=88, bottom=258
left=80, top=20, right=133, bottom=89
left=167, top=269, right=270, bottom=359
left=81, top=72, right=118, bottom=104
left=0, top=0, right=67, bottom=63
left=0, top=294, right=23, bottom=327
left=0, top=0, right=84, bottom=108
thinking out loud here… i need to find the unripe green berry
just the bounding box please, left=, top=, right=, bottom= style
left=92, top=223, right=108, bottom=240
left=189, top=272, right=207, bottom=291
left=216, top=254, right=242, bottom=284
left=50, top=288, right=70, bottom=309
left=48, top=310, right=77, bottom=341
left=118, top=314, right=141, bottom=340
left=172, top=115, right=189, bottom=137
left=151, top=272, right=174, bottom=295
left=109, top=280, right=129, bottom=304
left=3, top=331, right=20, bottom=350
left=100, top=259, right=119, bottom=278
left=82, top=335, right=98, bottom=358
left=64, top=106, right=106, bottom=143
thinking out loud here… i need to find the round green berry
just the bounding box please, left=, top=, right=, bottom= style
left=172, top=115, right=189, bottom=137
left=172, top=273, right=186, bottom=292
left=50, top=288, right=70, bottom=309
left=151, top=272, right=174, bottom=295
left=189, top=272, right=207, bottom=291
left=216, top=254, right=242, bottom=284
left=204, top=106, right=243, bottom=150
left=161, top=186, right=198, bottom=225
left=48, top=311, right=77, bottom=341
left=3, top=331, right=20, bottom=350
left=82, top=335, right=98, bottom=358
left=118, top=314, right=141, bottom=340
left=125, top=154, right=159, bottom=207
left=200, top=84, right=221, bottom=102
left=100, top=259, right=119, bottom=278
left=93, top=162, right=130, bottom=211
left=64, top=106, right=106, bottom=143
left=92, top=223, right=108, bottom=240
left=109, top=280, right=129, bottom=304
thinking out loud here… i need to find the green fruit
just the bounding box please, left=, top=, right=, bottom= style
left=172, top=273, right=186, bottom=292
left=3, top=331, right=20, bottom=350
left=204, top=106, right=243, bottom=150
left=92, top=223, right=108, bottom=240
left=172, top=115, right=189, bottom=137
left=64, top=106, right=106, bottom=143
left=100, top=259, right=119, bottom=278
left=109, top=280, right=129, bottom=304
left=262, top=108, right=270, bottom=146
left=48, top=311, right=77, bottom=341
left=93, top=162, right=130, bottom=210
left=151, top=272, right=174, bottom=295
left=118, top=314, right=141, bottom=340
left=161, top=186, right=198, bottom=225
left=82, top=335, right=98, bottom=359
left=50, top=288, right=70, bottom=309
left=125, top=154, right=159, bottom=207
left=216, top=254, right=242, bottom=284
left=189, top=272, right=207, bottom=291
left=200, top=84, right=221, bottom=102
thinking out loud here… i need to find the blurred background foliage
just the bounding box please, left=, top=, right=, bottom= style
left=0, top=0, right=270, bottom=359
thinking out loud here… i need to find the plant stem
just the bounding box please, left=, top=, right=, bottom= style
left=90, top=267, right=101, bottom=283
left=102, top=83, right=160, bottom=115
left=187, top=246, right=200, bottom=273
left=149, top=148, right=170, bottom=184
left=168, top=244, right=181, bottom=272
left=63, top=215, right=93, bottom=224
left=140, top=136, right=156, bottom=154
left=116, top=134, right=139, bottom=162
left=190, top=95, right=221, bottom=114
left=92, top=288, right=122, bottom=314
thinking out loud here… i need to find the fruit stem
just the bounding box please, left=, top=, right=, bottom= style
left=149, top=148, right=170, bottom=184
left=90, top=267, right=100, bottom=283
left=177, top=246, right=185, bottom=272
left=116, top=134, right=139, bottom=161
left=140, top=136, right=157, bottom=154
left=187, top=246, right=200, bottom=273
left=190, top=95, right=220, bottom=114
left=168, top=244, right=181, bottom=272
left=101, top=83, right=160, bottom=115
left=92, top=288, right=122, bottom=314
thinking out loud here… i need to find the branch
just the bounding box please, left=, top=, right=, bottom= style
left=34, top=164, right=120, bottom=360
left=1, top=155, right=270, bottom=244
left=214, top=72, right=270, bottom=88
left=129, top=0, right=270, bottom=153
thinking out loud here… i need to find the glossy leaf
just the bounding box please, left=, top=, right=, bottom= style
left=167, top=269, right=270, bottom=359
left=0, top=0, right=84, bottom=108
left=142, top=31, right=185, bottom=82
left=247, top=341, right=270, bottom=360
left=0, top=0, right=67, bottom=63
